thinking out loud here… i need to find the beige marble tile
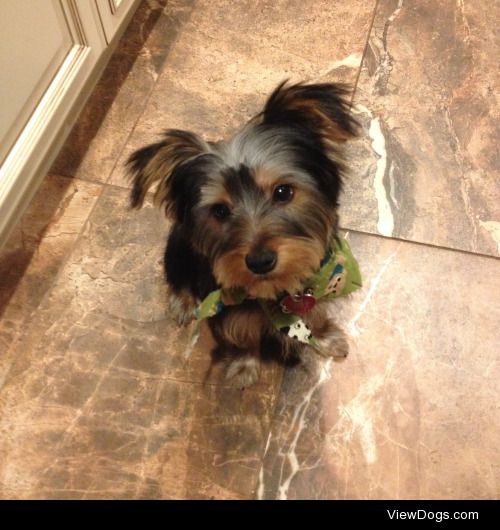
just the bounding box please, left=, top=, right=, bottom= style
left=0, top=186, right=282, bottom=499
left=258, top=232, right=500, bottom=499
left=340, top=0, right=500, bottom=256
left=51, top=0, right=197, bottom=184
left=0, top=175, right=102, bottom=386
left=109, top=0, right=376, bottom=187
left=0, top=377, right=277, bottom=499
left=188, top=0, right=375, bottom=66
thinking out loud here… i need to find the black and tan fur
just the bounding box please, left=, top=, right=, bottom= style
left=127, top=81, right=358, bottom=388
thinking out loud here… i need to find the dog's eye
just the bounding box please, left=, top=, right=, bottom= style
left=211, top=203, right=231, bottom=220
left=273, top=184, right=294, bottom=204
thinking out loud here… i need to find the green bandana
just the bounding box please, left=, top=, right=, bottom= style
left=193, top=236, right=362, bottom=347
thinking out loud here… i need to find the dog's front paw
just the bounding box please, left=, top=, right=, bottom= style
left=316, top=324, right=350, bottom=361
left=168, top=289, right=197, bottom=326
left=226, top=355, right=260, bottom=389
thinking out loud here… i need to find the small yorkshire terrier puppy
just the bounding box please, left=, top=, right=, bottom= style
left=128, top=81, right=359, bottom=388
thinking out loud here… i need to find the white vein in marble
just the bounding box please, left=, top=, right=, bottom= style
left=275, top=358, right=333, bottom=500
left=369, top=117, right=394, bottom=237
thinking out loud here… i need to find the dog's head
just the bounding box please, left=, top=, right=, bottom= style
left=128, top=81, right=358, bottom=299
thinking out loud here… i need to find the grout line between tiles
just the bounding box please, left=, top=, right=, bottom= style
left=339, top=225, right=500, bottom=261
left=49, top=173, right=104, bottom=189
left=101, top=180, right=131, bottom=192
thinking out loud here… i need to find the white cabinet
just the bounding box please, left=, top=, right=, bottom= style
left=0, top=0, right=140, bottom=248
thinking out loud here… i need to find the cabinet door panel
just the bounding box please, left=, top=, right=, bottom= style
left=0, top=0, right=73, bottom=164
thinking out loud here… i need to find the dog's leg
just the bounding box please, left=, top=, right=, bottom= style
left=315, top=320, right=349, bottom=360
left=164, top=224, right=216, bottom=326
left=209, top=303, right=268, bottom=388
left=225, top=353, right=261, bottom=389
left=306, top=306, right=350, bottom=360
left=168, top=288, right=197, bottom=326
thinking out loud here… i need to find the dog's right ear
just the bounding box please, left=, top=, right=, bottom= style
left=127, top=129, right=210, bottom=217
left=262, top=81, right=359, bottom=143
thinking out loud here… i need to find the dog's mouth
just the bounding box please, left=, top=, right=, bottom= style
left=213, top=238, right=324, bottom=300
left=245, top=274, right=282, bottom=300
left=223, top=265, right=317, bottom=300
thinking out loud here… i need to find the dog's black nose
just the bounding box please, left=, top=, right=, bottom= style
left=245, top=248, right=277, bottom=274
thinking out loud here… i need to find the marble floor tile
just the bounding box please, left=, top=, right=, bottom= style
left=0, top=175, right=102, bottom=385
left=187, top=0, right=375, bottom=67
left=0, top=186, right=282, bottom=499
left=0, top=376, right=278, bottom=499
left=108, top=0, right=376, bottom=187
left=340, top=0, right=500, bottom=257
left=51, top=0, right=197, bottom=184
left=258, top=232, right=500, bottom=499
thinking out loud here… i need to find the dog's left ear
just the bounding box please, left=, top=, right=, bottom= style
left=127, top=129, right=210, bottom=218
left=262, top=81, right=359, bottom=142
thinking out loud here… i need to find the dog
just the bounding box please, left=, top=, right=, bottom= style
left=127, top=81, right=359, bottom=388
